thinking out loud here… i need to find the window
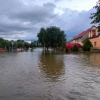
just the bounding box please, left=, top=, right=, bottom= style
left=94, top=42, right=96, bottom=47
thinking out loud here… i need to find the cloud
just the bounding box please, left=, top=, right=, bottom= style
left=47, top=8, right=96, bottom=41
left=0, top=0, right=96, bottom=41
left=54, top=0, right=62, bottom=2
left=0, top=1, right=58, bottom=41
left=64, top=8, right=96, bottom=40
left=9, top=2, right=56, bottom=23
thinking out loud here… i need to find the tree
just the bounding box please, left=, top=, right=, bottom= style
left=0, top=38, right=4, bottom=47
left=83, top=40, right=93, bottom=51
left=17, top=40, right=24, bottom=48
left=24, top=42, right=30, bottom=48
left=13, top=41, right=18, bottom=48
left=37, top=27, right=46, bottom=47
left=37, top=26, right=66, bottom=50
left=72, top=45, right=79, bottom=52
left=90, top=0, right=100, bottom=31
left=2, top=40, right=10, bottom=48
left=0, top=38, right=4, bottom=42
left=0, top=38, right=8, bottom=48
left=30, top=41, right=36, bottom=48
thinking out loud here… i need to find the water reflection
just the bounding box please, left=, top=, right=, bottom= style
left=89, top=53, right=100, bottom=67
left=0, top=49, right=100, bottom=100
left=39, top=50, right=65, bottom=82
left=80, top=52, right=100, bottom=67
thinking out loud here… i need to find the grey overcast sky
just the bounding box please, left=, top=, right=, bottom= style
left=0, top=0, right=97, bottom=41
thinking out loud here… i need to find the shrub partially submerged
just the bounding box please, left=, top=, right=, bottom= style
left=72, top=44, right=79, bottom=52
left=83, top=40, right=93, bottom=51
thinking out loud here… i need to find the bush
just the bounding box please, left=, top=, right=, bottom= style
left=72, top=44, right=79, bottom=52
left=65, top=47, right=68, bottom=53
left=83, top=40, right=93, bottom=51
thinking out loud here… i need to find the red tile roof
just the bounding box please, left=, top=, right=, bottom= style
left=73, top=26, right=96, bottom=40
left=66, top=43, right=82, bottom=49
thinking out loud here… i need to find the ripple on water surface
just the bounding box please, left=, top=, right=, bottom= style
left=0, top=49, right=100, bottom=100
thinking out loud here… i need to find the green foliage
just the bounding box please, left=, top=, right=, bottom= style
left=1, top=41, right=8, bottom=47
left=13, top=41, right=18, bottom=48
left=37, top=26, right=66, bottom=50
left=17, top=40, right=24, bottom=48
left=72, top=45, right=79, bottom=52
left=0, top=38, right=9, bottom=48
left=0, top=43, right=2, bottom=48
left=0, top=38, right=31, bottom=51
left=37, top=27, right=46, bottom=47
left=30, top=41, right=36, bottom=48
left=90, top=0, right=100, bottom=31
left=24, top=42, right=30, bottom=48
left=0, top=38, right=4, bottom=41
left=83, top=40, right=93, bottom=51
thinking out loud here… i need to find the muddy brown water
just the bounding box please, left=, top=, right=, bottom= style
left=0, top=48, right=100, bottom=100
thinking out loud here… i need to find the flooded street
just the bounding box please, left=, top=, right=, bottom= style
left=0, top=48, right=100, bottom=100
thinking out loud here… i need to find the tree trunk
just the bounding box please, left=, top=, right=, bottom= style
left=46, top=47, right=48, bottom=50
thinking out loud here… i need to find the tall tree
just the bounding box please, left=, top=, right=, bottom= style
left=37, top=27, right=46, bottom=47
left=90, top=0, right=100, bottom=31
left=24, top=42, right=30, bottom=49
left=37, top=26, right=66, bottom=50
left=17, top=40, right=24, bottom=48
left=30, top=41, right=36, bottom=48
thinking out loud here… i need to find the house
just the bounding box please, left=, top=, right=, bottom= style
left=68, top=26, right=97, bottom=46
left=89, top=27, right=100, bottom=49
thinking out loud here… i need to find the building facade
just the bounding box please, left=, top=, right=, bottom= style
left=68, top=26, right=97, bottom=46
left=89, top=27, right=100, bottom=49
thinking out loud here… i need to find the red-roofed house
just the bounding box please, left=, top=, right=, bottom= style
left=89, top=27, right=100, bottom=49
left=68, top=26, right=97, bottom=46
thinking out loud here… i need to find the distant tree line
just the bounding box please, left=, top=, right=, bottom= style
left=0, top=38, right=37, bottom=51
left=37, top=26, right=67, bottom=50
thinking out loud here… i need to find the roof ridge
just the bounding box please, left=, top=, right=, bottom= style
left=74, top=26, right=96, bottom=40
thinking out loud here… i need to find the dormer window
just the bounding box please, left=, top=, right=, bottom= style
left=91, top=27, right=96, bottom=31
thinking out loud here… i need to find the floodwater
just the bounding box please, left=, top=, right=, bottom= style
left=0, top=48, right=100, bottom=100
